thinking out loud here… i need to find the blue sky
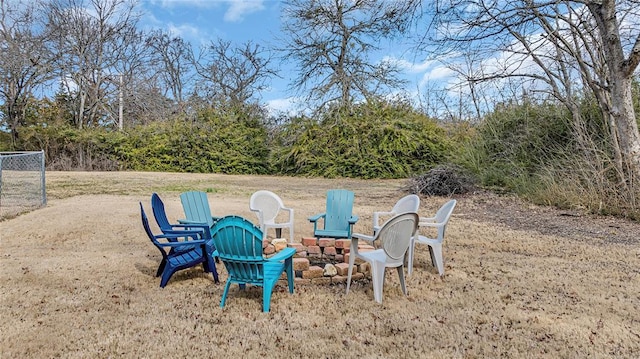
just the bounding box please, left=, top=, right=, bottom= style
left=138, top=0, right=451, bottom=114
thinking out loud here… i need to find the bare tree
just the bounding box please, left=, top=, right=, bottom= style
left=280, top=0, right=419, bottom=111
left=0, top=0, right=54, bottom=145
left=193, top=38, right=275, bottom=110
left=145, top=29, right=193, bottom=109
left=424, top=0, right=640, bottom=182
left=45, top=0, right=141, bottom=129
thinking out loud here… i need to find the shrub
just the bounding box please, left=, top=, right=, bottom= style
left=117, top=108, right=270, bottom=174
left=271, top=100, right=451, bottom=179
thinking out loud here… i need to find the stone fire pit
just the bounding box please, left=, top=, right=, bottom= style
left=263, top=236, right=374, bottom=285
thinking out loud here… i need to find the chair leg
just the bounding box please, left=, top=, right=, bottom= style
left=206, top=256, right=219, bottom=283
left=346, top=240, right=357, bottom=294
left=396, top=266, right=407, bottom=296
left=407, top=238, right=416, bottom=276
left=289, top=225, right=294, bottom=244
left=285, top=257, right=294, bottom=294
left=263, top=285, right=274, bottom=312
left=430, top=243, right=444, bottom=276
left=160, top=266, right=176, bottom=288
left=220, top=280, right=232, bottom=308
left=156, top=259, right=167, bottom=277
left=371, top=260, right=386, bottom=304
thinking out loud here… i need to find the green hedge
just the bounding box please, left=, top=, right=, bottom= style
left=7, top=101, right=452, bottom=178
left=271, top=101, right=451, bottom=179
left=116, top=109, right=270, bottom=174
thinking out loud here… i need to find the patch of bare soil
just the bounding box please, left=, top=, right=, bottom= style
left=456, top=191, right=639, bottom=246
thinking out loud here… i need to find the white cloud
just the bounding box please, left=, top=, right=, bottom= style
left=224, top=0, right=265, bottom=22
left=266, top=97, right=299, bottom=116
left=423, top=66, right=456, bottom=81
left=148, top=0, right=266, bottom=23
left=152, top=0, right=219, bottom=9
left=386, top=56, right=436, bottom=74
left=167, top=22, right=201, bottom=38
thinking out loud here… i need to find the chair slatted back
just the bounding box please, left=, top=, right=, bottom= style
left=151, top=193, right=173, bottom=233
left=324, top=189, right=354, bottom=231
left=181, top=191, right=215, bottom=227
left=140, top=203, right=166, bottom=256
left=211, top=216, right=265, bottom=284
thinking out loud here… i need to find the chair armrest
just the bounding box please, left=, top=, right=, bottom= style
left=267, top=247, right=296, bottom=262
left=160, top=240, right=206, bottom=248
left=157, top=233, right=205, bottom=244
left=308, top=213, right=325, bottom=222
left=157, top=232, right=198, bottom=240
left=419, top=215, right=436, bottom=223
left=352, top=232, right=375, bottom=243
left=348, top=215, right=359, bottom=224
left=161, top=229, right=205, bottom=237
left=177, top=219, right=208, bottom=226
left=419, top=221, right=445, bottom=228
left=176, top=222, right=211, bottom=231
left=250, top=209, right=264, bottom=222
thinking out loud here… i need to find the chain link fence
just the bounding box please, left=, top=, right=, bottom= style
left=0, top=151, right=47, bottom=219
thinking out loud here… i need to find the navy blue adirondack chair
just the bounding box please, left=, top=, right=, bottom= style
left=308, top=189, right=359, bottom=239
left=151, top=192, right=211, bottom=236
left=210, top=215, right=295, bottom=312
left=140, top=203, right=219, bottom=287
left=151, top=192, right=221, bottom=265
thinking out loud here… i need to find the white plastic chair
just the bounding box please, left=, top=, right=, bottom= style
left=407, top=199, right=456, bottom=276
left=373, top=194, right=420, bottom=233
left=249, top=190, right=295, bottom=243
left=346, top=212, right=419, bottom=304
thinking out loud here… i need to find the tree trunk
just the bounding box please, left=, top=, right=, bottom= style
left=588, top=0, right=640, bottom=181
left=610, top=77, right=640, bottom=180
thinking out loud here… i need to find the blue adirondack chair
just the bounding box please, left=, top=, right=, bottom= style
left=179, top=191, right=221, bottom=233
left=150, top=193, right=219, bottom=281
left=151, top=192, right=211, bottom=237
left=308, top=189, right=359, bottom=239
left=140, top=203, right=219, bottom=287
left=210, top=215, right=295, bottom=312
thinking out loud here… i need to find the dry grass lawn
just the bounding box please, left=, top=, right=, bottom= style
left=1, top=171, right=639, bottom=358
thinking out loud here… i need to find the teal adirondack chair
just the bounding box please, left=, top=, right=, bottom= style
left=210, top=215, right=295, bottom=312
left=308, top=189, right=359, bottom=239
left=179, top=191, right=221, bottom=232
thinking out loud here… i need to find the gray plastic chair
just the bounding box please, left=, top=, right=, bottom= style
left=346, top=212, right=419, bottom=304
left=372, top=194, right=420, bottom=233
left=407, top=199, right=456, bottom=276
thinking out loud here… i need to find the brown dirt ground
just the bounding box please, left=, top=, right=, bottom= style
left=1, top=171, right=638, bottom=358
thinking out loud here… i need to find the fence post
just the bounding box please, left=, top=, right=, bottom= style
left=41, top=150, right=47, bottom=206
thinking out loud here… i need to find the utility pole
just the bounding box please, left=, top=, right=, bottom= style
left=118, top=74, right=123, bottom=131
